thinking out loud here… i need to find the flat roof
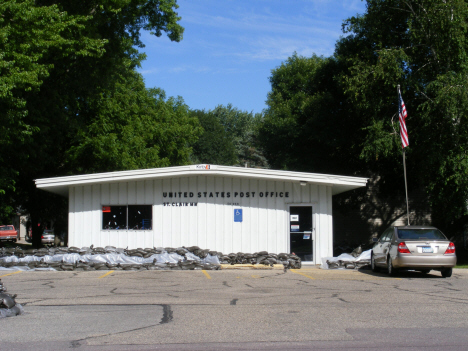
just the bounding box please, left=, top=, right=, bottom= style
left=35, top=164, right=368, bottom=197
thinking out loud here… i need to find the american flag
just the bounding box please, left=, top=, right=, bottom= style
left=399, top=92, right=409, bottom=148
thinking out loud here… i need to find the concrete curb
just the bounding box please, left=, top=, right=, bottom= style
left=220, top=264, right=285, bottom=270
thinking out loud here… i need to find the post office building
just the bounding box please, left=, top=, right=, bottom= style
left=35, top=165, right=367, bottom=264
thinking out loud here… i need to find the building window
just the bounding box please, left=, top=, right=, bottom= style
left=102, top=205, right=152, bottom=230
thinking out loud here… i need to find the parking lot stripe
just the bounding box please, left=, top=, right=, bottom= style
left=202, top=270, right=212, bottom=279
left=0, top=271, right=22, bottom=278
left=290, top=269, right=315, bottom=279
left=98, top=270, right=114, bottom=279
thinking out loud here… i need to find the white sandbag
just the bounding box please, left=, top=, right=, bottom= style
left=185, top=252, right=201, bottom=262
left=321, top=249, right=372, bottom=269
left=355, top=249, right=372, bottom=261
left=203, top=254, right=220, bottom=265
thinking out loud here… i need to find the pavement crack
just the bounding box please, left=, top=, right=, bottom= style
left=68, top=305, right=171, bottom=347
left=70, top=340, right=81, bottom=348
left=42, top=281, right=55, bottom=289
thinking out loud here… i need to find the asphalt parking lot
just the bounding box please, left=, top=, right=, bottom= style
left=1, top=266, right=468, bottom=351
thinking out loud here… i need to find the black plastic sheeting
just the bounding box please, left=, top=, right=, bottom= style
left=0, top=279, right=23, bottom=318
left=0, top=246, right=302, bottom=271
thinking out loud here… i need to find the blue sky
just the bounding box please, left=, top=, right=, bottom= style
left=138, top=0, right=366, bottom=114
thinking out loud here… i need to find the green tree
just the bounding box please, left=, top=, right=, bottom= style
left=0, top=0, right=107, bottom=221
left=339, top=0, right=468, bottom=232
left=211, top=104, right=268, bottom=168
left=191, top=105, right=268, bottom=168
left=259, top=53, right=364, bottom=175
left=0, top=0, right=186, bottom=245
left=67, top=72, right=201, bottom=173
left=259, top=1, right=468, bottom=243
left=190, top=109, right=237, bottom=165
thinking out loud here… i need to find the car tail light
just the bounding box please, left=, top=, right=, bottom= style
left=444, top=242, right=456, bottom=254
left=398, top=242, right=411, bottom=254
left=41, top=235, right=44, bottom=239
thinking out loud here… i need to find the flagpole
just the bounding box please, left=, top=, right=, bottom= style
left=402, top=149, right=410, bottom=225
left=398, top=85, right=410, bottom=225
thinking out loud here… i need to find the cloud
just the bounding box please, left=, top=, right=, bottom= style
left=175, top=0, right=355, bottom=61
left=139, top=63, right=216, bottom=76
left=138, top=68, right=160, bottom=75
left=138, top=0, right=367, bottom=96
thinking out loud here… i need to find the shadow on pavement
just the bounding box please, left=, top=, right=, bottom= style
left=358, top=266, right=446, bottom=278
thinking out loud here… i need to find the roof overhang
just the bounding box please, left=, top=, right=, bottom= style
left=35, top=164, right=368, bottom=197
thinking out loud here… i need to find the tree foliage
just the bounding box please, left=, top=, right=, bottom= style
left=191, top=105, right=268, bottom=168
left=339, top=0, right=468, bottom=230
left=259, top=53, right=365, bottom=175
left=67, top=72, right=201, bottom=173
left=0, top=0, right=107, bottom=220
left=260, top=0, right=468, bottom=235
left=190, top=109, right=237, bottom=166
left=0, top=0, right=190, bottom=244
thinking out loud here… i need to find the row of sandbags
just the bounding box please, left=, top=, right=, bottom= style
left=0, top=245, right=302, bottom=270
left=0, top=249, right=221, bottom=271
left=0, top=279, right=23, bottom=318
left=218, top=251, right=301, bottom=268
left=0, top=258, right=221, bottom=271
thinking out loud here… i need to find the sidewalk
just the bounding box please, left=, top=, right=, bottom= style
left=16, top=237, right=31, bottom=246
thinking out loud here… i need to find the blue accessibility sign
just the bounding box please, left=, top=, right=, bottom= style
left=234, top=208, right=243, bottom=222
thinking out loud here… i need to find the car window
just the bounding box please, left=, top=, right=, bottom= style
left=386, top=229, right=394, bottom=242
left=379, top=228, right=392, bottom=242
left=397, top=229, right=447, bottom=240
left=378, top=231, right=387, bottom=242
left=383, top=229, right=392, bottom=242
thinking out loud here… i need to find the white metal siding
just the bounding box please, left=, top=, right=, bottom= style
left=68, top=175, right=334, bottom=261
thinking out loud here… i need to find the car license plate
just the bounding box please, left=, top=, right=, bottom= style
left=422, top=246, right=433, bottom=253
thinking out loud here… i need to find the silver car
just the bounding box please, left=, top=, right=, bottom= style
left=41, top=229, right=55, bottom=245
left=371, top=226, right=456, bottom=277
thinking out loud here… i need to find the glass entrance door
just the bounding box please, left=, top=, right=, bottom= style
left=289, top=206, right=313, bottom=261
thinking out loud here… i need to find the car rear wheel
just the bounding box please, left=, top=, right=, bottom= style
left=387, top=257, right=398, bottom=277
left=371, top=254, right=379, bottom=272
left=441, top=268, right=452, bottom=278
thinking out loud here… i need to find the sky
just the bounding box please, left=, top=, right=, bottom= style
left=138, top=0, right=367, bottom=114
